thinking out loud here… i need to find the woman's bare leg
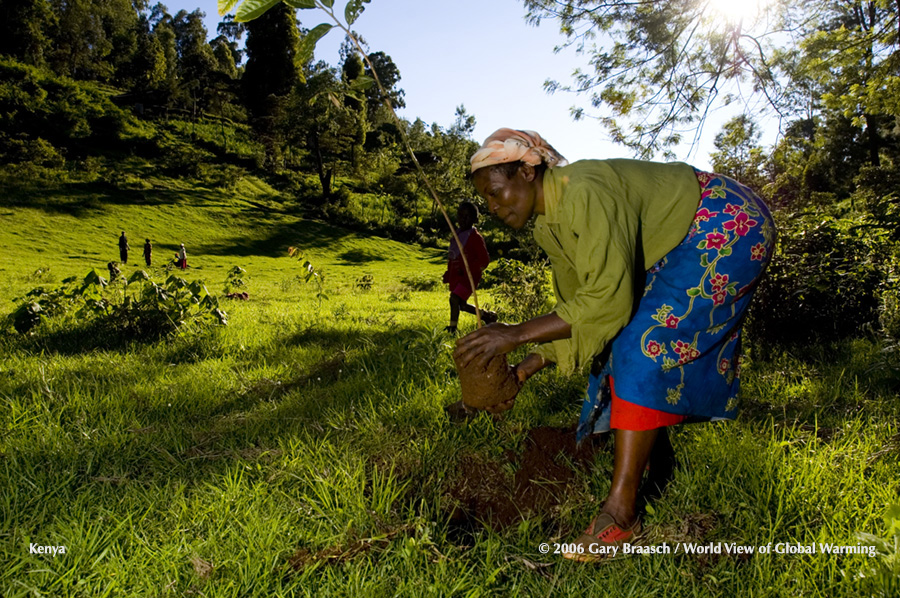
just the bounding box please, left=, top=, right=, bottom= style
left=644, top=427, right=676, bottom=500
left=602, top=428, right=659, bottom=526
left=448, top=294, right=461, bottom=328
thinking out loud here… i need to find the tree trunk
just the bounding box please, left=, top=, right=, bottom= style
left=309, top=131, right=331, bottom=199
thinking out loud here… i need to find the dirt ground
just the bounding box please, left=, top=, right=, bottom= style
left=445, top=426, right=607, bottom=532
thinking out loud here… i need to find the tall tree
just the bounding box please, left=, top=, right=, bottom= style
left=282, top=62, right=359, bottom=198
left=241, top=2, right=300, bottom=120
left=522, top=0, right=788, bottom=157
left=119, top=12, right=169, bottom=96
left=147, top=4, right=179, bottom=108
left=341, top=49, right=368, bottom=172
left=215, top=14, right=246, bottom=74
left=171, top=9, right=217, bottom=116
left=0, top=0, right=55, bottom=67
left=364, top=51, right=405, bottom=121
left=710, top=115, right=769, bottom=193
left=47, top=0, right=141, bottom=81
left=794, top=0, right=900, bottom=166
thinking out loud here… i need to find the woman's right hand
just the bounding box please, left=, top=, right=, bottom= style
left=454, top=322, right=522, bottom=371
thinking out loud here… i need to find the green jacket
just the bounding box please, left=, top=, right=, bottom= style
left=532, top=159, right=700, bottom=374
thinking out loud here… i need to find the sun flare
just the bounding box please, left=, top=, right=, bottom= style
left=704, top=0, right=772, bottom=25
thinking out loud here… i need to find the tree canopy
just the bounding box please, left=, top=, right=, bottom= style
left=523, top=0, right=900, bottom=159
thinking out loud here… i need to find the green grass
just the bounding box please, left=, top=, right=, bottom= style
left=1, top=177, right=898, bottom=596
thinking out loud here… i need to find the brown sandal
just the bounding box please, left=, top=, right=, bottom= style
left=561, top=512, right=643, bottom=561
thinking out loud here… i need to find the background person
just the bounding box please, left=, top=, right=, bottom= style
left=454, top=128, right=776, bottom=560
left=177, top=243, right=187, bottom=270
left=443, top=201, right=496, bottom=334
left=118, top=231, right=129, bottom=264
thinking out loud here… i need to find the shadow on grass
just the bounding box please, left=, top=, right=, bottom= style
left=200, top=217, right=354, bottom=258
left=338, top=249, right=387, bottom=264
left=2, top=323, right=444, bottom=488
left=2, top=181, right=220, bottom=217
left=5, top=309, right=230, bottom=358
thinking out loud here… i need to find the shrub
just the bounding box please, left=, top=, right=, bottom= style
left=746, top=208, right=893, bottom=347
left=481, top=258, right=553, bottom=321
left=197, top=163, right=246, bottom=190
left=0, top=134, right=65, bottom=167
left=6, top=269, right=227, bottom=341
left=881, top=288, right=900, bottom=342
left=223, top=266, right=249, bottom=295
left=160, top=138, right=214, bottom=178
left=401, top=274, right=440, bottom=292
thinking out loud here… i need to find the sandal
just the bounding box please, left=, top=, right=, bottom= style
left=561, top=512, right=643, bottom=562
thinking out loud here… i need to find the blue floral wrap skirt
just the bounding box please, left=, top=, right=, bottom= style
left=576, top=170, right=776, bottom=443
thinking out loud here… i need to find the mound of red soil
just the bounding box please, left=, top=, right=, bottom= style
left=455, top=353, right=521, bottom=409
left=446, top=427, right=606, bottom=532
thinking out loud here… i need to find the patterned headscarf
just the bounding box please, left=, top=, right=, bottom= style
left=470, top=128, right=568, bottom=173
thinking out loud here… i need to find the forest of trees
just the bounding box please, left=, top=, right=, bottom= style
left=0, top=0, right=479, bottom=226
left=1, top=0, right=898, bottom=348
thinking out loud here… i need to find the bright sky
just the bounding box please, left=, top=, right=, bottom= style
left=172, top=0, right=779, bottom=169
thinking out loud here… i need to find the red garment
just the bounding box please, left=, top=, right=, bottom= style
left=609, top=376, right=687, bottom=430
left=444, top=227, right=490, bottom=301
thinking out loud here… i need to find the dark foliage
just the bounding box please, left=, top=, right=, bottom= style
left=746, top=208, right=892, bottom=347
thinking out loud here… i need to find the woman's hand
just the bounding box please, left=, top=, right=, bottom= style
left=453, top=323, right=522, bottom=371
left=454, top=313, right=572, bottom=372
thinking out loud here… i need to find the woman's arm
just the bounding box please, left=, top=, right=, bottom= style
left=453, top=312, right=571, bottom=371
left=513, top=351, right=551, bottom=382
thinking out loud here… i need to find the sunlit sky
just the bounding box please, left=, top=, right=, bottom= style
left=168, top=0, right=781, bottom=169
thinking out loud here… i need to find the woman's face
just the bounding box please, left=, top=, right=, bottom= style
left=472, top=164, right=540, bottom=229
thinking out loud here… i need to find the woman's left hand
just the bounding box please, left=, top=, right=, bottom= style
left=454, top=323, right=521, bottom=371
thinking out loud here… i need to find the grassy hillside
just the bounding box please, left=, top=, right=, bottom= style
left=1, top=175, right=899, bottom=596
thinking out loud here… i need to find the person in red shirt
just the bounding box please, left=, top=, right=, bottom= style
left=444, top=201, right=497, bottom=333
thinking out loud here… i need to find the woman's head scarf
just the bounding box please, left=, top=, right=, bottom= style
left=470, top=128, right=567, bottom=173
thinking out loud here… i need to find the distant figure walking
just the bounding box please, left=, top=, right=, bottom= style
left=177, top=243, right=188, bottom=270
left=143, top=239, right=152, bottom=267
left=118, top=231, right=130, bottom=264
left=443, top=201, right=496, bottom=334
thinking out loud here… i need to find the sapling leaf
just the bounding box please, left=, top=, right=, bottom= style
left=285, top=0, right=317, bottom=8
left=234, top=0, right=281, bottom=22
left=218, top=0, right=240, bottom=15
left=345, top=0, right=370, bottom=25
left=84, top=269, right=107, bottom=288
left=296, top=23, right=333, bottom=68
